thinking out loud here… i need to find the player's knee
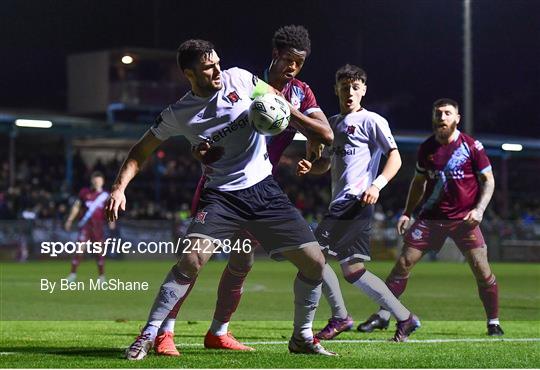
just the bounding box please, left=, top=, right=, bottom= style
left=303, top=255, right=325, bottom=280
left=177, top=255, right=202, bottom=278
left=396, top=255, right=413, bottom=274
left=228, top=251, right=254, bottom=271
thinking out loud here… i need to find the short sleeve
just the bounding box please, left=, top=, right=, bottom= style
left=370, top=116, right=397, bottom=154
left=150, top=106, right=183, bottom=141
left=227, top=68, right=270, bottom=98
left=471, top=139, right=492, bottom=173
left=299, top=84, right=322, bottom=116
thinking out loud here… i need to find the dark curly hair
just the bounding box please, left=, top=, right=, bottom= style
left=176, top=39, right=215, bottom=71
left=335, top=64, right=367, bottom=84
left=272, top=25, right=311, bottom=56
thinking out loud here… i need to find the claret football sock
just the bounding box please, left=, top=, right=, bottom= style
left=293, top=272, right=322, bottom=341
left=213, top=263, right=251, bottom=324
left=385, top=273, right=410, bottom=298
left=96, top=255, right=105, bottom=275
left=70, top=255, right=82, bottom=273
left=321, top=263, right=348, bottom=319
left=477, top=274, right=499, bottom=320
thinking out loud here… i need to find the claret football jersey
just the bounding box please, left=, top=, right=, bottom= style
left=416, top=130, right=492, bottom=220
left=151, top=68, right=272, bottom=191
left=264, top=72, right=322, bottom=169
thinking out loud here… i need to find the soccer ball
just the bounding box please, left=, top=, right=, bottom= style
left=248, top=93, right=291, bottom=136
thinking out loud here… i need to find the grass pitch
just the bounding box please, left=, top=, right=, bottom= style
left=1, top=259, right=539, bottom=368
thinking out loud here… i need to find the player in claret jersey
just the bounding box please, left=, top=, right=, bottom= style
left=64, top=171, right=111, bottom=283
left=358, top=98, right=503, bottom=337
left=154, top=25, right=354, bottom=356
left=297, top=64, right=420, bottom=342
left=107, top=39, right=336, bottom=360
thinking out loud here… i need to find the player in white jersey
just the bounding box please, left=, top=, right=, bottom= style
left=155, top=26, right=352, bottom=355
left=297, top=64, right=420, bottom=342
left=106, top=39, right=335, bottom=359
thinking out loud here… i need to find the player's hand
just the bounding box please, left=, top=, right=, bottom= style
left=296, top=159, right=313, bottom=176
left=397, top=215, right=411, bottom=235
left=106, top=189, right=126, bottom=222
left=192, top=141, right=225, bottom=165
left=64, top=220, right=72, bottom=232
left=463, top=208, right=483, bottom=227
left=306, top=139, right=324, bottom=162
left=360, top=185, right=379, bottom=206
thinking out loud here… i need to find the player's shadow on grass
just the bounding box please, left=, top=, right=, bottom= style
left=0, top=347, right=124, bottom=359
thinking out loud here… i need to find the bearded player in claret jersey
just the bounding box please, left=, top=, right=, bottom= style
left=154, top=25, right=354, bottom=356
left=358, top=98, right=504, bottom=336
left=64, top=171, right=111, bottom=283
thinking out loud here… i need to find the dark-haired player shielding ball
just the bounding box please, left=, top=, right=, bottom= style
left=154, top=25, right=354, bottom=356
left=106, top=39, right=336, bottom=360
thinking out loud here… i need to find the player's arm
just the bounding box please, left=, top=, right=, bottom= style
left=464, top=170, right=495, bottom=227
left=64, top=199, right=81, bottom=231
left=289, top=110, right=333, bottom=146
left=296, top=157, right=331, bottom=176
left=106, top=131, right=163, bottom=222
left=361, top=148, right=402, bottom=206
left=252, top=77, right=333, bottom=146
left=397, top=172, right=428, bottom=235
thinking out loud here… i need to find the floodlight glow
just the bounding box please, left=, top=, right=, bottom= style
left=293, top=132, right=307, bottom=141
left=501, top=143, right=523, bottom=152
left=15, top=119, right=52, bottom=128
left=121, top=55, right=134, bottom=64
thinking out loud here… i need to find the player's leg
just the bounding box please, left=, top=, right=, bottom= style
left=247, top=176, right=335, bottom=355
left=313, top=223, right=352, bottom=340
left=67, top=230, right=88, bottom=282
left=281, top=245, right=335, bottom=355
left=126, top=237, right=218, bottom=360
left=92, top=230, right=106, bottom=283
left=455, top=223, right=503, bottom=336
left=341, top=259, right=419, bottom=341
left=154, top=277, right=197, bottom=356
left=359, top=218, right=441, bottom=332
left=314, top=262, right=353, bottom=340
left=204, top=238, right=255, bottom=351
left=156, top=176, right=205, bottom=354
left=362, top=246, right=423, bottom=328
left=157, top=240, right=256, bottom=354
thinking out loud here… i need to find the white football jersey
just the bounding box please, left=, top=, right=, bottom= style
left=326, top=109, right=397, bottom=208
left=150, top=68, right=272, bottom=191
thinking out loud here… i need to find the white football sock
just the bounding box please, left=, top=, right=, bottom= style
left=322, top=263, right=348, bottom=319
left=209, top=319, right=229, bottom=336
left=352, top=270, right=410, bottom=321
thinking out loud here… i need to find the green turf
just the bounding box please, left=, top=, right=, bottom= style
left=1, top=259, right=539, bottom=367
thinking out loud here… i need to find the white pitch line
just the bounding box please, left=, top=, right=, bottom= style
left=166, top=337, right=540, bottom=347
left=5, top=339, right=538, bottom=354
